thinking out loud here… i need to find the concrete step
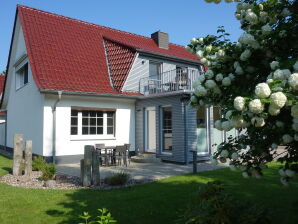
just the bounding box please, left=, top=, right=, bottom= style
left=131, top=153, right=162, bottom=163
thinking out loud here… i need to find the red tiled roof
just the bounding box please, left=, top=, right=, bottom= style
left=17, top=5, right=199, bottom=95
left=0, top=75, right=5, bottom=94
left=105, top=40, right=136, bottom=91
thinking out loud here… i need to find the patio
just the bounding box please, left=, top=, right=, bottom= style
left=57, top=161, right=226, bottom=181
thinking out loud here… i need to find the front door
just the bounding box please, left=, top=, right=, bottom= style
left=145, top=107, right=156, bottom=153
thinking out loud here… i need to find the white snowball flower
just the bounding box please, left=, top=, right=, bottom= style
left=276, top=121, right=284, bottom=128
left=215, top=73, right=224, bottom=82
left=198, top=74, right=205, bottom=83
left=191, top=95, right=197, bottom=104
left=294, top=61, right=298, bottom=71
left=270, top=92, right=287, bottom=108
left=242, top=172, right=249, bottom=178
left=231, top=152, right=239, bottom=160
left=245, top=10, right=258, bottom=24
left=251, top=117, right=265, bottom=127
left=270, top=61, right=279, bottom=70
left=273, top=69, right=286, bottom=80
left=228, top=73, right=235, bottom=80
left=271, top=143, right=278, bottom=149
left=249, top=99, right=264, bottom=114
left=288, top=73, right=298, bottom=90
left=293, top=118, right=298, bottom=124
left=205, top=45, right=212, bottom=53
left=196, top=50, right=204, bottom=58
left=222, top=77, right=231, bottom=86
left=221, top=121, right=232, bottom=131
left=280, top=177, right=289, bottom=186
left=258, top=4, right=264, bottom=11
left=213, top=87, right=222, bottom=95
left=240, top=49, right=252, bottom=61
left=191, top=38, right=198, bottom=45
left=192, top=79, right=201, bottom=88
left=234, top=96, right=246, bottom=111
left=220, top=149, right=229, bottom=158
left=230, top=115, right=247, bottom=128
left=195, top=85, right=207, bottom=97
left=198, top=37, right=204, bottom=44
left=239, top=33, right=256, bottom=45
left=285, top=169, right=295, bottom=178
left=282, top=134, right=293, bottom=144
left=205, top=80, right=217, bottom=89
left=200, top=58, right=208, bottom=65
left=261, top=24, right=272, bottom=35
left=255, top=83, right=271, bottom=98
left=214, top=120, right=222, bottom=130
left=205, top=70, right=214, bottom=79
left=292, top=123, right=298, bottom=132
left=235, top=65, right=244, bottom=75
left=282, top=69, right=291, bottom=79
left=225, top=110, right=233, bottom=119
left=291, top=105, right=298, bottom=118
left=234, top=61, right=240, bottom=69
left=279, top=169, right=286, bottom=177
left=268, top=104, right=280, bottom=116
left=218, top=49, right=225, bottom=57
left=259, top=11, right=268, bottom=23
left=267, top=79, right=274, bottom=84
left=281, top=8, right=291, bottom=17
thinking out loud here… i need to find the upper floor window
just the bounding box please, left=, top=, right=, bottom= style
left=71, top=109, right=115, bottom=136
left=16, top=63, right=28, bottom=89
left=149, top=61, right=162, bottom=78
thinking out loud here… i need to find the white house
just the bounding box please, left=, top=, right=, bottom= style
left=0, top=5, right=236, bottom=164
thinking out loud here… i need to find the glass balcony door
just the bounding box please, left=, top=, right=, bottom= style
left=144, top=107, right=157, bottom=153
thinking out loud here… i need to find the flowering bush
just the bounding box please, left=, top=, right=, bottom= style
left=186, top=0, right=298, bottom=185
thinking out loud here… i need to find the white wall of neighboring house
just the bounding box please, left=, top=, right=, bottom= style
left=43, top=94, right=136, bottom=157
left=122, top=54, right=201, bottom=92
left=2, top=16, right=44, bottom=155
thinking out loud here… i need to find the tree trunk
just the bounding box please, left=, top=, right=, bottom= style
left=24, top=140, right=32, bottom=176
left=13, top=134, right=24, bottom=176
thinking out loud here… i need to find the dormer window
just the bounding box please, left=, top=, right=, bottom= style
left=16, top=63, right=28, bottom=90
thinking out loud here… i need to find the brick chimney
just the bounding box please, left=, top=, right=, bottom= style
left=151, top=31, right=169, bottom=49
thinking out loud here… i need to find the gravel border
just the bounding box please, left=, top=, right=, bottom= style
left=0, top=171, right=155, bottom=190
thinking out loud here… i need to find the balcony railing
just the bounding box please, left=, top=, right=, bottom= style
left=139, top=68, right=203, bottom=95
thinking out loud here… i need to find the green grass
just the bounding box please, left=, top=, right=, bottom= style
left=0, top=155, right=297, bottom=224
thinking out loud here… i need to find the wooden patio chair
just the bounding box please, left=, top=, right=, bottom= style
left=124, top=144, right=131, bottom=165
left=114, top=145, right=128, bottom=166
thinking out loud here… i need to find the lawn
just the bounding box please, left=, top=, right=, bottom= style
left=0, top=155, right=297, bottom=224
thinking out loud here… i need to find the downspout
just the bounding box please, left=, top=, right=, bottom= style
left=52, top=91, right=62, bottom=164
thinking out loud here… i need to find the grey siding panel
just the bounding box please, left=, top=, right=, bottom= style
left=136, top=95, right=187, bottom=163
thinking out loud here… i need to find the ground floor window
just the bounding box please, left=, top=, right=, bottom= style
left=71, top=109, right=115, bottom=136
left=161, top=106, right=172, bottom=153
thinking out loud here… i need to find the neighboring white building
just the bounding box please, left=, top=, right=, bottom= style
left=0, top=5, right=234, bottom=164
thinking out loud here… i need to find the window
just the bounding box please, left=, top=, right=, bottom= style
left=161, top=106, right=172, bottom=153
left=149, top=61, right=162, bottom=78
left=71, top=109, right=115, bottom=136
left=16, top=63, right=28, bottom=89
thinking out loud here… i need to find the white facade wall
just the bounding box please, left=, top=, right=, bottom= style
left=43, top=95, right=136, bottom=156
left=122, top=54, right=200, bottom=92
left=2, top=16, right=44, bottom=155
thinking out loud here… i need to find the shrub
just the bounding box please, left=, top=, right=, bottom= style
left=41, top=163, right=56, bottom=181
left=183, top=181, right=271, bottom=224
left=104, top=172, right=130, bottom=186
left=79, top=208, right=117, bottom=224
left=32, top=156, right=46, bottom=171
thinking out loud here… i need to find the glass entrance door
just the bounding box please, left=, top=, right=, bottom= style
left=161, top=106, right=173, bottom=153
left=145, top=107, right=156, bottom=153
left=197, top=107, right=210, bottom=156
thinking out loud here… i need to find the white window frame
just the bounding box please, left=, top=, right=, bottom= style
left=15, top=59, right=29, bottom=90
left=70, top=110, right=116, bottom=140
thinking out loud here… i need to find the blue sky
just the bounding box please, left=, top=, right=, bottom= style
left=0, top=0, right=242, bottom=72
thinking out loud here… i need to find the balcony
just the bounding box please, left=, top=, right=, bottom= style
left=139, top=68, right=202, bottom=95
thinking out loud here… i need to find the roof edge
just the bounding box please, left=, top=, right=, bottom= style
left=137, top=49, right=201, bottom=66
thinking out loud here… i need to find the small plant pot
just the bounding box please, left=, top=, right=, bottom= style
left=44, top=179, right=56, bottom=188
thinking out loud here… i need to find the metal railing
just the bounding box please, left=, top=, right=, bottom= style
left=139, top=68, right=202, bottom=95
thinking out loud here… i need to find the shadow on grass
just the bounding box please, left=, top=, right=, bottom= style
left=2, top=167, right=12, bottom=174
left=45, top=166, right=298, bottom=224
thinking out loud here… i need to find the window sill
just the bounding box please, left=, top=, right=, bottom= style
left=70, top=135, right=116, bottom=141
left=16, top=83, right=29, bottom=92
